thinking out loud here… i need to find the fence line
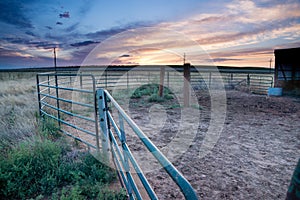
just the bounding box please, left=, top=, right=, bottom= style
left=86, top=67, right=273, bottom=94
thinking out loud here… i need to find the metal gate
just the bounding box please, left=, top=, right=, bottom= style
left=36, top=72, right=198, bottom=199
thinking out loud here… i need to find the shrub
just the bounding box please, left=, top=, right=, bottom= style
left=148, top=94, right=165, bottom=102
left=131, top=84, right=174, bottom=102
left=0, top=137, right=124, bottom=200
left=0, top=138, right=61, bottom=199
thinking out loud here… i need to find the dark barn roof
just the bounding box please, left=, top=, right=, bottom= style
left=274, top=47, right=300, bottom=64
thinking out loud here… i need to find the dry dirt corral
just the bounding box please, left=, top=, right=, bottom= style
left=125, top=90, right=300, bottom=200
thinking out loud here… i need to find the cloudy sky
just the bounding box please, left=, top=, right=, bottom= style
left=0, top=0, right=299, bottom=69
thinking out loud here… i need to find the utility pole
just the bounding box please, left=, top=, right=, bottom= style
left=54, top=47, right=57, bottom=71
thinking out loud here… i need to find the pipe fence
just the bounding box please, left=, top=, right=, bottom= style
left=36, top=71, right=199, bottom=199
left=36, top=67, right=273, bottom=199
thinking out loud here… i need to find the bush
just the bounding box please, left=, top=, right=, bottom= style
left=131, top=84, right=174, bottom=102
left=148, top=94, right=165, bottom=102
left=38, top=117, right=61, bottom=140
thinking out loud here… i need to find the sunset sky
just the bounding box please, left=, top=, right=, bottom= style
left=0, top=0, right=300, bottom=69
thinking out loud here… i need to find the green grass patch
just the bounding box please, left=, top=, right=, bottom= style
left=0, top=117, right=126, bottom=200
left=131, top=84, right=174, bottom=103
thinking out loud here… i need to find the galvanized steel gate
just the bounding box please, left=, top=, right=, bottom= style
left=36, top=72, right=198, bottom=200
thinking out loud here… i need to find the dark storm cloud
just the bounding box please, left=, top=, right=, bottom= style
left=28, top=41, right=59, bottom=49
left=45, top=26, right=53, bottom=30
left=210, top=48, right=273, bottom=58
left=86, top=27, right=127, bottom=39
left=213, top=58, right=243, bottom=62
left=59, top=11, right=70, bottom=18
left=86, top=21, right=155, bottom=40
left=193, top=15, right=229, bottom=24
left=70, top=40, right=99, bottom=47
left=25, top=31, right=36, bottom=37
left=119, top=54, right=131, bottom=58
left=0, top=0, right=33, bottom=28
left=1, top=36, right=59, bottom=49
left=1, top=37, right=29, bottom=45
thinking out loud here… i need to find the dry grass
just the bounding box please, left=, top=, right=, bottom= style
left=0, top=73, right=38, bottom=150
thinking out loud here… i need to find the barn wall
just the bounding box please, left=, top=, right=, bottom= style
left=274, top=48, right=300, bottom=95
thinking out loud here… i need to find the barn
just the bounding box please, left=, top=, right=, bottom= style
left=274, top=47, right=300, bottom=95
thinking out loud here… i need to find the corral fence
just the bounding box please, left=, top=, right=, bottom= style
left=36, top=66, right=273, bottom=199
left=75, top=66, right=273, bottom=94
left=36, top=71, right=198, bottom=199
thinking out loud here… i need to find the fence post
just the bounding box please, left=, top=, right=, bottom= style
left=36, top=74, right=42, bottom=116
left=127, top=72, right=129, bottom=90
left=209, top=72, right=212, bottom=88
left=80, top=72, right=83, bottom=89
left=55, top=73, right=61, bottom=126
left=167, top=71, right=169, bottom=88
left=47, top=75, right=50, bottom=94
left=183, top=63, right=191, bottom=107
left=92, top=76, right=100, bottom=153
left=158, top=66, right=165, bottom=97
left=96, top=89, right=110, bottom=159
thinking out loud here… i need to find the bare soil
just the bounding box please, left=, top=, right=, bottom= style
left=124, top=90, right=300, bottom=199
left=66, top=89, right=300, bottom=199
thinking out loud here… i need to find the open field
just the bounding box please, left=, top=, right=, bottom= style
left=0, top=73, right=37, bottom=150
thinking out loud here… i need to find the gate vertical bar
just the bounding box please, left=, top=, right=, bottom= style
left=55, top=73, right=61, bottom=126
left=97, top=89, right=110, bottom=159
left=91, top=76, right=100, bottom=152
left=118, top=113, right=134, bottom=199
left=47, top=75, right=50, bottom=94
left=36, top=74, right=42, bottom=116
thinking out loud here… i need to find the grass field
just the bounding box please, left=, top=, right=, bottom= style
left=0, top=73, right=37, bottom=150
left=0, top=72, right=126, bottom=199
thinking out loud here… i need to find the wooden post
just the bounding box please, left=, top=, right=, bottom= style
left=80, top=71, right=83, bottom=89
left=158, top=66, right=165, bottom=97
left=209, top=72, right=212, bottom=88
left=183, top=63, right=191, bottom=107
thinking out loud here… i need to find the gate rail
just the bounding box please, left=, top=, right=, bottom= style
left=36, top=72, right=100, bottom=150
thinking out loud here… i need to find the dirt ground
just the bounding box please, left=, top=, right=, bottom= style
left=64, top=88, right=299, bottom=199
left=123, top=89, right=300, bottom=199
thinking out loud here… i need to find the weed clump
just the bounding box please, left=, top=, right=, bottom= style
left=131, top=83, right=174, bottom=102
